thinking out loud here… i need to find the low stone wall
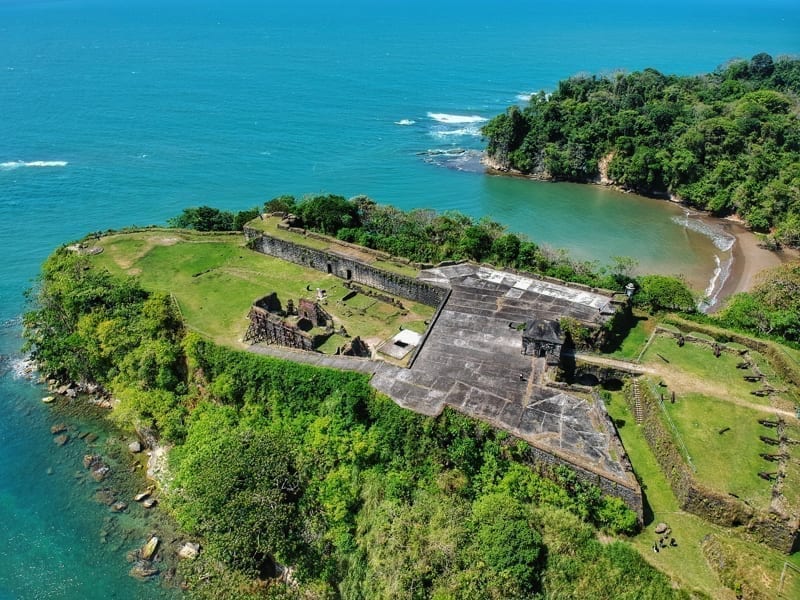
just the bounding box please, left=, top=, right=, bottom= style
left=244, top=228, right=447, bottom=307
left=626, top=380, right=799, bottom=553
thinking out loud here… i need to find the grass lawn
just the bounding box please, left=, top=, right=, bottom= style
left=605, top=392, right=800, bottom=599
left=661, top=392, right=773, bottom=508
left=608, top=313, right=654, bottom=360
left=642, top=336, right=780, bottom=408
left=605, top=392, right=730, bottom=597
left=89, top=230, right=434, bottom=349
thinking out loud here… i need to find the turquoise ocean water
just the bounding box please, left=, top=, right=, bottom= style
left=1, top=0, right=798, bottom=597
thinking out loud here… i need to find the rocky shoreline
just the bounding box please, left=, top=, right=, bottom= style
left=40, top=378, right=198, bottom=594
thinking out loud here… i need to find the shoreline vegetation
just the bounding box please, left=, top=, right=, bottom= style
left=23, top=194, right=800, bottom=597
left=481, top=53, right=800, bottom=252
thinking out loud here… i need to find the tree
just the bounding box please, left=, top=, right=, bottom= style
left=169, top=205, right=235, bottom=231
left=264, top=194, right=296, bottom=214
left=296, top=194, right=360, bottom=235
left=634, top=274, right=696, bottom=312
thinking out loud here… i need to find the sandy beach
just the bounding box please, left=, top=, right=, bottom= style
left=711, top=220, right=799, bottom=311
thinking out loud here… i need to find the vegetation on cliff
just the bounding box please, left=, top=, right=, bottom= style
left=25, top=245, right=687, bottom=599
left=482, top=53, right=800, bottom=247
left=264, top=193, right=649, bottom=293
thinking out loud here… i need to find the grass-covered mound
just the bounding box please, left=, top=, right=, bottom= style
left=86, top=229, right=433, bottom=350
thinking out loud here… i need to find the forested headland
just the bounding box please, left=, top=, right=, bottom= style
left=481, top=53, right=800, bottom=247
left=24, top=246, right=680, bottom=599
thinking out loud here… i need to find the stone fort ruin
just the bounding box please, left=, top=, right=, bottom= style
left=243, top=222, right=642, bottom=518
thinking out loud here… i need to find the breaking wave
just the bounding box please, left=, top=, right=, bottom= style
left=671, top=212, right=735, bottom=252
left=417, top=148, right=485, bottom=173
left=516, top=92, right=534, bottom=102
left=427, top=112, right=487, bottom=124
left=395, top=119, right=416, bottom=126
left=429, top=126, right=482, bottom=139
left=0, top=160, right=68, bottom=170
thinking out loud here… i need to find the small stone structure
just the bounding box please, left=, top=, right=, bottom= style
left=245, top=293, right=335, bottom=352
left=522, top=318, right=562, bottom=365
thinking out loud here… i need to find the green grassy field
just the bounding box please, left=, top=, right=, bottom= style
left=606, top=391, right=800, bottom=599
left=89, top=230, right=433, bottom=349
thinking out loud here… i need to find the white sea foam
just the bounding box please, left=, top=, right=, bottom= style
left=700, top=254, right=733, bottom=312
left=671, top=213, right=735, bottom=252
left=516, top=92, right=534, bottom=102
left=0, top=160, right=68, bottom=170
left=429, top=126, right=482, bottom=138
left=395, top=119, right=416, bottom=126
left=427, top=112, right=487, bottom=124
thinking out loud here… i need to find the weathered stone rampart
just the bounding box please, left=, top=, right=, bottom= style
left=243, top=227, right=447, bottom=307
left=626, top=380, right=799, bottom=552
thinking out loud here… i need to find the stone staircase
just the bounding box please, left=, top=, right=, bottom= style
left=632, top=378, right=644, bottom=424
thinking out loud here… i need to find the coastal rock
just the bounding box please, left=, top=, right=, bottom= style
left=84, top=433, right=98, bottom=443
left=65, top=388, right=77, bottom=398
left=111, top=501, right=128, bottom=513
left=129, top=561, right=159, bottom=580
left=42, top=396, right=55, bottom=404
left=91, top=464, right=110, bottom=482
left=177, top=542, right=200, bottom=560
left=141, top=536, right=159, bottom=561
left=83, top=454, right=110, bottom=481
left=142, top=497, right=157, bottom=509
left=128, top=441, right=142, bottom=454
left=53, top=434, right=69, bottom=446
left=134, top=490, right=151, bottom=502
left=94, top=489, right=116, bottom=505
left=50, top=423, right=68, bottom=434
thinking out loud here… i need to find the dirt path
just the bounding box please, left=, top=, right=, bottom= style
left=576, top=352, right=798, bottom=420
left=644, top=362, right=797, bottom=420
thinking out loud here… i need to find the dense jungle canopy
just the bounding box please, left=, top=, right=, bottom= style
left=482, top=53, right=800, bottom=247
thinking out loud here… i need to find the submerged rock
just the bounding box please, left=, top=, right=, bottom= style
left=134, top=490, right=151, bottom=502
left=53, top=434, right=69, bottom=446
left=83, top=454, right=110, bottom=481
left=142, top=497, right=157, bottom=509
left=111, top=501, right=128, bottom=513
left=42, top=396, right=55, bottom=404
left=50, top=423, right=68, bottom=434
left=129, top=561, right=159, bottom=580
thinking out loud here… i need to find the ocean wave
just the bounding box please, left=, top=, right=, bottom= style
left=516, top=92, right=534, bottom=102
left=427, top=112, right=487, bottom=124
left=0, top=160, right=68, bottom=170
left=671, top=213, right=735, bottom=252
left=429, top=126, right=483, bottom=139
left=395, top=119, right=416, bottom=126
left=700, top=254, right=733, bottom=312
left=418, top=148, right=485, bottom=173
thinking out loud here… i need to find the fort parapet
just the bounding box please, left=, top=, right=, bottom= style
left=243, top=225, right=447, bottom=307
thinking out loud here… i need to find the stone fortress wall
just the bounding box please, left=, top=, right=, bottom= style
left=244, top=225, right=643, bottom=519
left=243, top=226, right=448, bottom=307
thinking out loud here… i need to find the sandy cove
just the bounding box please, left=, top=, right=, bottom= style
left=711, top=219, right=799, bottom=311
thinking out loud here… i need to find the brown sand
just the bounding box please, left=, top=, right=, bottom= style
left=712, top=220, right=799, bottom=311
